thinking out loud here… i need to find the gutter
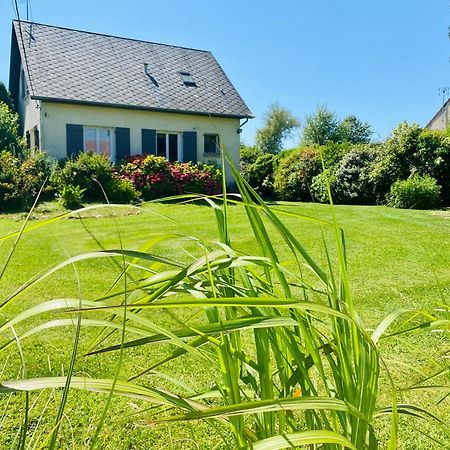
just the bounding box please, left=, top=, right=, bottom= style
left=32, top=96, right=255, bottom=120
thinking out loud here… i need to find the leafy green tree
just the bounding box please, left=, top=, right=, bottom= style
left=301, top=105, right=340, bottom=146
left=302, top=107, right=372, bottom=146
left=337, top=115, right=372, bottom=144
left=0, top=82, right=14, bottom=111
left=0, top=102, right=22, bottom=151
left=255, top=103, right=299, bottom=154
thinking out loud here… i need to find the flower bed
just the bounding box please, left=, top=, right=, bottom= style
left=118, top=155, right=222, bottom=200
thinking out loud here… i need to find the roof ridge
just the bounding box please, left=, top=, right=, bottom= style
left=13, top=19, right=211, bottom=54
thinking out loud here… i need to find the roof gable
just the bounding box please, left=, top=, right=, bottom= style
left=11, top=20, right=253, bottom=119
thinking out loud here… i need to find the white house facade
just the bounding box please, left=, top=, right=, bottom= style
left=426, top=98, right=450, bottom=131
left=9, top=21, right=252, bottom=179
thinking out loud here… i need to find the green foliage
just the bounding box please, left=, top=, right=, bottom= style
left=105, top=176, right=140, bottom=204
left=387, top=175, right=441, bottom=209
left=301, top=105, right=340, bottom=146
left=0, top=163, right=447, bottom=449
left=119, top=155, right=222, bottom=200
left=0, top=149, right=54, bottom=211
left=0, top=102, right=22, bottom=152
left=370, top=123, right=450, bottom=204
left=58, top=184, right=86, bottom=210
left=240, top=144, right=262, bottom=166
left=0, top=82, right=14, bottom=111
left=301, top=106, right=372, bottom=146
left=243, top=153, right=277, bottom=197
left=54, top=152, right=114, bottom=201
left=273, top=147, right=321, bottom=200
left=337, top=115, right=372, bottom=144
left=334, top=144, right=378, bottom=204
left=310, top=171, right=337, bottom=203
left=255, top=103, right=299, bottom=153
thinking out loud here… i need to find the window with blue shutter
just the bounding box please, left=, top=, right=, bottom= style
left=182, top=131, right=197, bottom=163
left=66, top=124, right=83, bottom=158
left=141, top=129, right=156, bottom=155
left=115, top=127, right=131, bottom=162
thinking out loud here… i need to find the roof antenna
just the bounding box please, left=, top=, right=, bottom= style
left=144, top=63, right=158, bottom=87
left=438, top=87, right=449, bottom=105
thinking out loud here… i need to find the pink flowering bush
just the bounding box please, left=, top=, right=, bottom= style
left=118, top=155, right=222, bottom=200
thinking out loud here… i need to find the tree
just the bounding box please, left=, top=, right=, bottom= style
left=337, top=115, right=372, bottom=144
left=0, top=81, right=14, bottom=112
left=301, top=106, right=372, bottom=146
left=301, top=105, right=339, bottom=146
left=0, top=102, right=22, bottom=151
left=255, top=103, right=299, bottom=154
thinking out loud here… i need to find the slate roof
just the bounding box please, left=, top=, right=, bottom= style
left=11, top=20, right=253, bottom=118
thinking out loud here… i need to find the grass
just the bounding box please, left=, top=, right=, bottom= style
left=0, top=197, right=448, bottom=449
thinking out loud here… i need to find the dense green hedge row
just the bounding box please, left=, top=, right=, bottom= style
left=241, top=123, right=450, bottom=209
left=0, top=151, right=222, bottom=212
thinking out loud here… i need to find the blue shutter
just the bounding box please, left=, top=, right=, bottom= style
left=115, top=127, right=131, bottom=162
left=183, top=131, right=197, bottom=163
left=141, top=129, right=156, bottom=155
left=66, top=124, right=83, bottom=158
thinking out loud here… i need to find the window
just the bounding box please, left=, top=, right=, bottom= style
left=204, top=134, right=220, bottom=154
left=25, top=131, right=31, bottom=149
left=84, top=127, right=115, bottom=160
left=180, top=72, right=197, bottom=87
left=157, top=132, right=182, bottom=162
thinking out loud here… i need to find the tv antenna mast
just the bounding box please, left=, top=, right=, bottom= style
left=438, top=87, right=449, bottom=105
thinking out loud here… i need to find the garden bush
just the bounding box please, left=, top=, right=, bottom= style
left=310, top=171, right=337, bottom=203
left=242, top=153, right=276, bottom=197
left=0, top=102, right=22, bottom=152
left=58, top=184, right=86, bottom=210
left=387, top=175, right=441, bottom=209
left=273, top=147, right=321, bottom=200
left=54, top=152, right=114, bottom=201
left=0, top=149, right=55, bottom=211
left=118, top=155, right=222, bottom=200
left=333, top=144, right=377, bottom=204
left=370, top=123, right=450, bottom=205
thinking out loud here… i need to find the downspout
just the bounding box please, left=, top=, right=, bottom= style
left=237, top=118, right=249, bottom=134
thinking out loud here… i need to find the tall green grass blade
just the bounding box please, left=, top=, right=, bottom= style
left=252, top=430, right=358, bottom=450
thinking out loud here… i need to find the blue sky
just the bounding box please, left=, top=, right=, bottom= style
left=0, top=0, right=448, bottom=146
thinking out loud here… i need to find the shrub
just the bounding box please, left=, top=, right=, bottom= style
left=0, top=102, right=22, bottom=152
left=59, top=184, right=86, bottom=210
left=243, top=153, right=276, bottom=197
left=118, top=155, right=222, bottom=201
left=55, top=152, right=114, bottom=201
left=0, top=149, right=55, bottom=211
left=310, top=171, right=337, bottom=203
left=333, top=145, right=378, bottom=204
left=387, top=175, right=441, bottom=209
left=273, top=147, right=321, bottom=200
left=105, top=176, right=140, bottom=204
left=118, top=155, right=174, bottom=200
left=171, top=162, right=222, bottom=196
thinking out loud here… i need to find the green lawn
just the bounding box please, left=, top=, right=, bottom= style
left=0, top=200, right=448, bottom=449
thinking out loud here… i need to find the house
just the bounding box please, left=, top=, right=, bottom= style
left=8, top=20, right=252, bottom=179
left=426, top=98, right=450, bottom=131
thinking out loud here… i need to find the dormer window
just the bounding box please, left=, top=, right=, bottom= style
left=180, top=72, right=196, bottom=87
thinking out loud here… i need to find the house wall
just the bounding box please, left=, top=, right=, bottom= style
left=16, top=65, right=41, bottom=144
left=40, top=102, right=241, bottom=181
left=427, top=102, right=450, bottom=131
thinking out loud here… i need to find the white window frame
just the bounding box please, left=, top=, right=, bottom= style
left=83, top=126, right=115, bottom=162
left=156, top=132, right=183, bottom=162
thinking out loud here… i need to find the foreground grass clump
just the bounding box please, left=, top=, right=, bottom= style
left=0, top=165, right=448, bottom=448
